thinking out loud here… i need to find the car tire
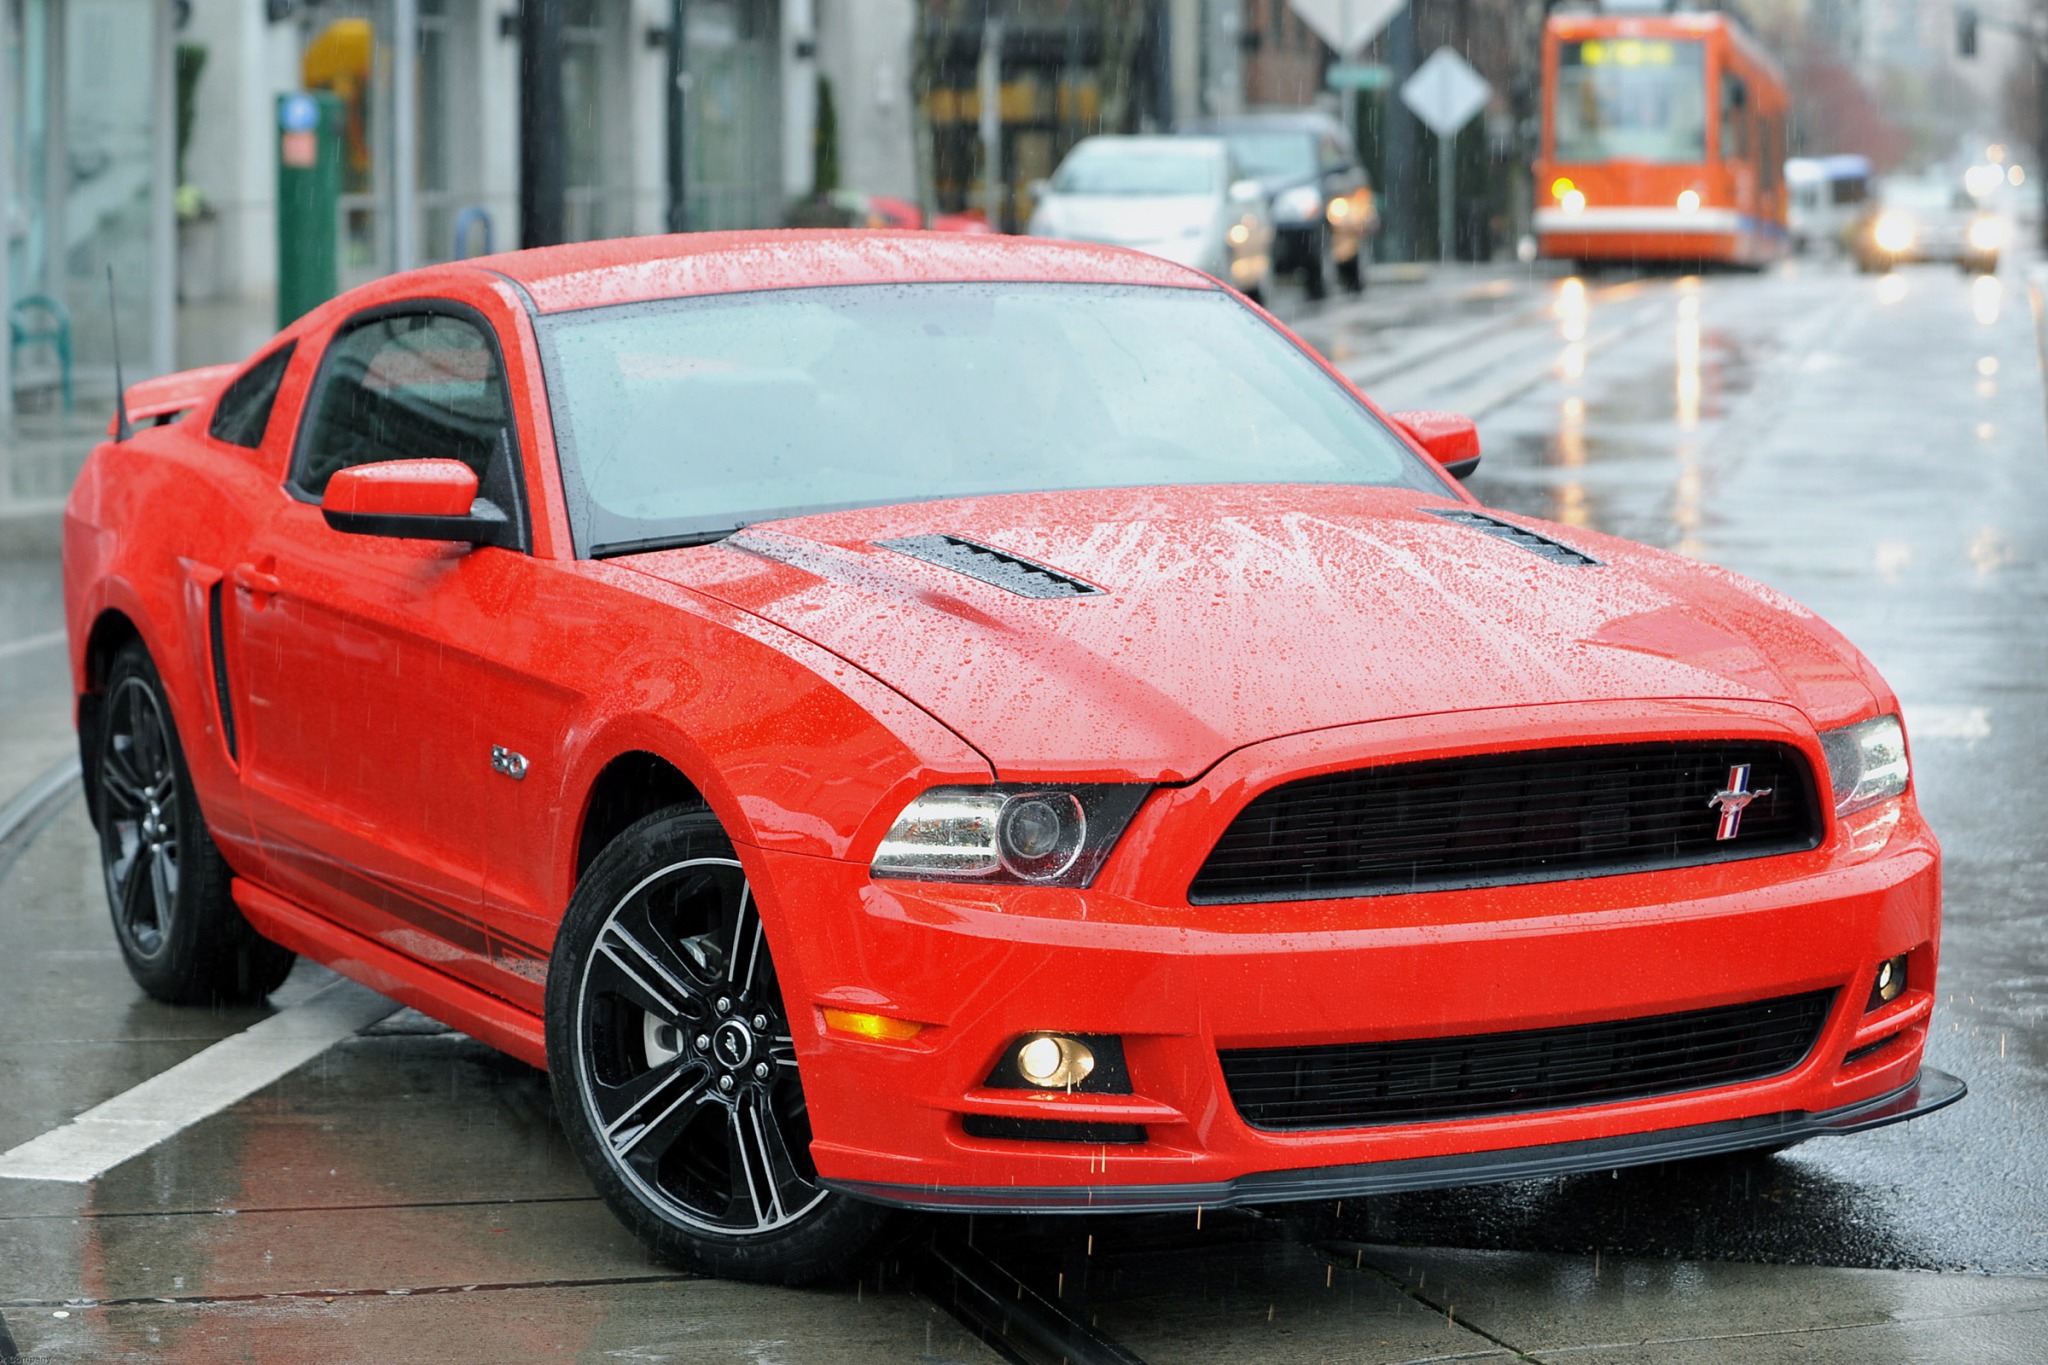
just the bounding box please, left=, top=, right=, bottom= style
left=1304, top=227, right=1335, bottom=301
left=92, top=639, right=296, bottom=1005
left=545, top=806, right=893, bottom=1285
left=1337, top=248, right=1365, bottom=294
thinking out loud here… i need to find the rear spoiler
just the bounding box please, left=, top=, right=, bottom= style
left=106, top=363, right=240, bottom=437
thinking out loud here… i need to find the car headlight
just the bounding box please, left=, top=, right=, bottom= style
left=870, top=785, right=1150, bottom=887
left=1818, top=714, right=1909, bottom=817
left=1969, top=215, right=2005, bottom=251
left=1273, top=185, right=1322, bottom=223
left=1873, top=213, right=1914, bottom=253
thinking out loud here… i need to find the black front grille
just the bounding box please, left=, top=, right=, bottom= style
left=1190, top=742, right=1820, bottom=904
left=962, top=1115, right=1147, bottom=1144
left=1221, top=990, right=1837, bottom=1131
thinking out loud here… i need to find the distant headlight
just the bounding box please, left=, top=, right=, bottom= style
left=1818, top=715, right=1909, bottom=818
left=1873, top=213, right=1914, bottom=254
left=1968, top=215, right=2005, bottom=251
left=1273, top=185, right=1323, bottom=223
left=870, top=785, right=1150, bottom=887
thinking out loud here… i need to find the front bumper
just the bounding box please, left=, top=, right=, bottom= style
left=751, top=703, right=1948, bottom=1212
left=831, top=1068, right=1966, bottom=1211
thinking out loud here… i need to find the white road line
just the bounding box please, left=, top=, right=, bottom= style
left=0, top=630, right=65, bottom=663
left=0, top=978, right=399, bottom=1183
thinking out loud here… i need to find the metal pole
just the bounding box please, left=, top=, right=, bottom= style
left=978, top=20, right=1003, bottom=231
left=2037, top=34, right=2048, bottom=252
left=1339, top=0, right=1355, bottom=151
left=392, top=0, right=419, bottom=269
left=1438, top=129, right=1452, bottom=263
left=1385, top=1, right=1417, bottom=260
left=0, top=0, right=14, bottom=420
left=667, top=0, right=688, bottom=232
left=149, top=0, right=174, bottom=374
left=519, top=0, right=566, bottom=248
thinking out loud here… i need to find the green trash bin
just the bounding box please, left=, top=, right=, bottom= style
left=277, top=92, right=343, bottom=329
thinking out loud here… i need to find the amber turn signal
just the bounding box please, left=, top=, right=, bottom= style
left=822, top=1008, right=924, bottom=1042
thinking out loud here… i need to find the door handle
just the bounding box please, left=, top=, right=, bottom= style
left=232, top=563, right=281, bottom=597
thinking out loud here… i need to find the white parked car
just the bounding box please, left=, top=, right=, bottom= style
left=1027, top=136, right=1275, bottom=302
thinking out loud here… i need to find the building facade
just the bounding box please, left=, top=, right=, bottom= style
left=3, top=0, right=176, bottom=412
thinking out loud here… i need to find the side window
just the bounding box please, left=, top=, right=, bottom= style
left=1719, top=74, right=1748, bottom=162
left=296, top=311, right=513, bottom=499
left=209, top=342, right=296, bottom=448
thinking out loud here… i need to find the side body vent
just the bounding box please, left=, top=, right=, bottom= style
left=878, top=534, right=1104, bottom=599
left=1430, top=509, right=1601, bottom=566
left=207, top=581, right=238, bottom=762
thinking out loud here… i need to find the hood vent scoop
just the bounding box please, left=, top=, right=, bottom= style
left=1430, top=509, right=1601, bottom=567
left=878, top=534, right=1104, bottom=599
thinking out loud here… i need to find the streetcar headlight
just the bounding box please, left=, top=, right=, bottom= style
left=1676, top=189, right=1701, bottom=213
left=1562, top=189, right=1587, bottom=213
left=870, top=785, right=1149, bottom=886
left=1818, top=715, right=1909, bottom=818
left=1968, top=215, right=2006, bottom=252
left=1873, top=213, right=1914, bottom=254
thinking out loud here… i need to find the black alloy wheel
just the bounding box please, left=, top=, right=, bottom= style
left=546, top=808, right=891, bottom=1284
left=1337, top=242, right=1365, bottom=294
left=92, top=640, right=295, bottom=1003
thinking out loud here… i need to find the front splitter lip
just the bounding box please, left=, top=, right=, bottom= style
left=827, top=1068, right=1966, bottom=1214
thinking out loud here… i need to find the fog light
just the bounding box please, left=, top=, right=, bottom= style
left=1016, top=1034, right=1095, bottom=1089
left=1867, top=954, right=1908, bottom=1010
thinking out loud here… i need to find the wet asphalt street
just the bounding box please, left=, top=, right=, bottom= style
left=3, top=254, right=2047, bottom=1360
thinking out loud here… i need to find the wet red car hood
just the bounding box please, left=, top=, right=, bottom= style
left=630, top=485, right=1879, bottom=780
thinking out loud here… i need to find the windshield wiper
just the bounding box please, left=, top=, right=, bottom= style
left=589, top=525, right=750, bottom=558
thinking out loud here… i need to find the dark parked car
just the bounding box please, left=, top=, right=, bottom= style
left=1182, top=110, right=1377, bottom=298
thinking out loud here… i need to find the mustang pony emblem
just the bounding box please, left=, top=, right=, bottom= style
left=1708, top=764, right=1773, bottom=840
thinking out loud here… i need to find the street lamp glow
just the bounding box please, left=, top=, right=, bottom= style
left=2010, top=165, right=2027, bottom=187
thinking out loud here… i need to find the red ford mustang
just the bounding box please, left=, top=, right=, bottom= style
left=64, top=232, right=1961, bottom=1283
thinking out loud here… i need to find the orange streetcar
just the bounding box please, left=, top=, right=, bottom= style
left=1535, top=8, right=1789, bottom=268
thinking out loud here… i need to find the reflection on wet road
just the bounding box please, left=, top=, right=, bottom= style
left=5, top=255, right=2048, bottom=1359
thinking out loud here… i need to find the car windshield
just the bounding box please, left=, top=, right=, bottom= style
left=1052, top=146, right=1221, bottom=196
left=1880, top=179, right=1969, bottom=212
left=536, top=283, right=1444, bottom=555
left=1223, top=132, right=1319, bottom=179
left=1552, top=37, right=1707, bottom=164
